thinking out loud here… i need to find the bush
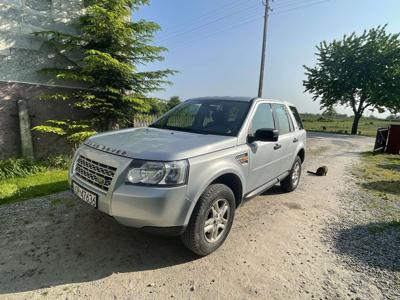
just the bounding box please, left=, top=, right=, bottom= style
left=0, top=155, right=71, bottom=180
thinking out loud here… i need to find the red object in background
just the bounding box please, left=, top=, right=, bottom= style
left=387, top=124, right=400, bottom=154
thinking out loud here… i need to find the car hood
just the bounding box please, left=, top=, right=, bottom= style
left=84, top=127, right=237, bottom=161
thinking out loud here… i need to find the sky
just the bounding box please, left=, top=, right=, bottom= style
left=135, top=0, right=400, bottom=116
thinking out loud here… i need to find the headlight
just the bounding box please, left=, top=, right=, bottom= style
left=126, top=160, right=189, bottom=185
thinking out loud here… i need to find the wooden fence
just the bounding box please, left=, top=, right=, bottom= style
left=133, top=114, right=159, bottom=127
left=132, top=114, right=194, bottom=128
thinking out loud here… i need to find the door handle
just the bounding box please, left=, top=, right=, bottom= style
left=293, top=138, right=299, bottom=143
left=273, top=144, right=282, bottom=150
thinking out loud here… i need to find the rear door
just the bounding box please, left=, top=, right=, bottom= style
left=271, top=103, right=297, bottom=173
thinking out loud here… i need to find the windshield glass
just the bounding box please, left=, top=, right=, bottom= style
left=150, top=100, right=251, bottom=136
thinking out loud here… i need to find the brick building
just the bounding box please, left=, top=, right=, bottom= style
left=0, top=0, right=84, bottom=159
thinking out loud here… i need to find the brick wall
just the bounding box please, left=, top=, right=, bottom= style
left=0, top=0, right=85, bottom=159
left=0, top=81, right=88, bottom=159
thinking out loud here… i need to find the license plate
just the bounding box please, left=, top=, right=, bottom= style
left=72, top=182, right=98, bottom=208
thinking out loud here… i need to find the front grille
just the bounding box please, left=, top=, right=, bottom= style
left=75, top=155, right=117, bottom=191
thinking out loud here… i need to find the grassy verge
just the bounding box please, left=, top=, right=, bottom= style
left=302, top=116, right=399, bottom=137
left=0, top=169, right=69, bottom=206
left=353, top=152, right=400, bottom=221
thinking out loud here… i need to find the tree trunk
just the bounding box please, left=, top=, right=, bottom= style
left=351, top=113, right=362, bottom=135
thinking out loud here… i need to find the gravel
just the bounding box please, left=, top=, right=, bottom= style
left=323, top=186, right=400, bottom=299
left=0, top=132, right=398, bottom=299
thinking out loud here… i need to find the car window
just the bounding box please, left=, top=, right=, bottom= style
left=273, top=104, right=292, bottom=135
left=165, top=103, right=200, bottom=128
left=151, top=100, right=250, bottom=136
left=250, top=103, right=275, bottom=135
left=289, top=106, right=304, bottom=130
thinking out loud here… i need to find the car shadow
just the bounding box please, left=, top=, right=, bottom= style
left=333, top=221, right=400, bottom=272
left=0, top=194, right=199, bottom=294
left=261, top=185, right=284, bottom=196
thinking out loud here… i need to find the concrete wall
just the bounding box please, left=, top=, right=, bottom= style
left=0, top=0, right=84, bottom=84
left=0, top=0, right=85, bottom=159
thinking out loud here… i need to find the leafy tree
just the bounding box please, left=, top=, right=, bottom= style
left=304, top=26, right=400, bottom=134
left=33, top=0, right=175, bottom=142
left=168, top=96, right=182, bottom=110
left=147, top=98, right=168, bottom=115
left=322, top=106, right=337, bottom=118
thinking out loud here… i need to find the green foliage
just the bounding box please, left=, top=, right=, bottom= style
left=33, top=120, right=96, bottom=145
left=322, top=106, right=338, bottom=117
left=168, top=96, right=182, bottom=110
left=304, top=26, right=400, bottom=134
left=34, top=0, right=175, bottom=141
left=0, top=159, right=45, bottom=180
left=0, top=155, right=71, bottom=180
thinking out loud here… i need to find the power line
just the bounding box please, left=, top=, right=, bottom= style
left=159, top=0, right=329, bottom=44
left=159, top=2, right=262, bottom=43
left=165, top=0, right=330, bottom=51
left=159, top=0, right=256, bottom=39
left=273, top=0, right=330, bottom=14
left=167, top=15, right=264, bottom=51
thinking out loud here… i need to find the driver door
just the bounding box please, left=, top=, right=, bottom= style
left=247, top=103, right=283, bottom=192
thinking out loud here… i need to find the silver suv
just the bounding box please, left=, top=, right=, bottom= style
left=69, top=97, right=306, bottom=255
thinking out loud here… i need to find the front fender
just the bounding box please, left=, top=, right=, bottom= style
left=183, top=146, right=248, bottom=226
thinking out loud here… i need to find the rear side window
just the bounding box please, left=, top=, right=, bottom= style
left=272, top=104, right=292, bottom=135
left=250, top=103, right=275, bottom=135
left=289, top=106, right=304, bottom=130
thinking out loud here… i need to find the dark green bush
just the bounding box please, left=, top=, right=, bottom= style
left=0, top=155, right=71, bottom=180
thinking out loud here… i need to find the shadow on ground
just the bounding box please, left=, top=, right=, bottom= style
left=378, top=164, right=400, bottom=172
left=334, top=221, right=400, bottom=272
left=361, top=180, right=400, bottom=195
left=0, top=194, right=198, bottom=294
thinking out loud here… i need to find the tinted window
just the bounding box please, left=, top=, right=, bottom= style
left=289, top=106, right=304, bottom=130
left=273, top=104, right=292, bottom=135
left=250, top=103, right=275, bottom=135
left=151, top=100, right=250, bottom=136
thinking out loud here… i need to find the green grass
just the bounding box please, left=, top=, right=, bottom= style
left=0, top=169, right=69, bottom=205
left=353, top=152, right=400, bottom=221
left=302, top=115, right=399, bottom=137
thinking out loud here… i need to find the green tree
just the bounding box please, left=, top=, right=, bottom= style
left=304, top=26, right=400, bottom=134
left=147, top=98, right=168, bottom=115
left=33, top=0, right=175, bottom=143
left=322, top=106, right=337, bottom=118
left=168, top=96, right=181, bottom=110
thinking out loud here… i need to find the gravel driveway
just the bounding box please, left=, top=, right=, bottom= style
left=0, top=132, right=397, bottom=299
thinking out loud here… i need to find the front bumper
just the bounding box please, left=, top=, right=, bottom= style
left=69, top=145, right=191, bottom=233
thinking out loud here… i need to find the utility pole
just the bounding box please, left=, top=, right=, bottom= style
left=258, top=0, right=272, bottom=98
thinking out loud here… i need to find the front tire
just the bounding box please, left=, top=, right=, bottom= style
left=281, top=156, right=302, bottom=192
left=181, top=184, right=235, bottom=256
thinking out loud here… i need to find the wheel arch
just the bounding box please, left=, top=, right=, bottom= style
left=183, top=170, right=245, bottom=226
left=297, top=148, right=305, bottom=163
left=211, top=173, right=243, bottom=208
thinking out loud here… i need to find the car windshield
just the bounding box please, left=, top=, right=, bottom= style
left=150, top=99, right=251, bottom=136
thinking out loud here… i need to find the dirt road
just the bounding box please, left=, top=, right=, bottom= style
left=1, top=132, right=393, bottom=299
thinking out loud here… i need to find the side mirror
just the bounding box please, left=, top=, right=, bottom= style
left=248, top=128, right=279, bottom=143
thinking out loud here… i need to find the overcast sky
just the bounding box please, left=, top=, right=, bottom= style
left=135, top=0, right=400, bottom=116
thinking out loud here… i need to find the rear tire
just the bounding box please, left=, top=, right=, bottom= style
left=181, top=184, right=235, bottom=256
left=281, top=156, right=302, bottom=192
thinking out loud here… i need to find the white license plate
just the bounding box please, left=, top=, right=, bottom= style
left=72, top=182, right=98, bottom=208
